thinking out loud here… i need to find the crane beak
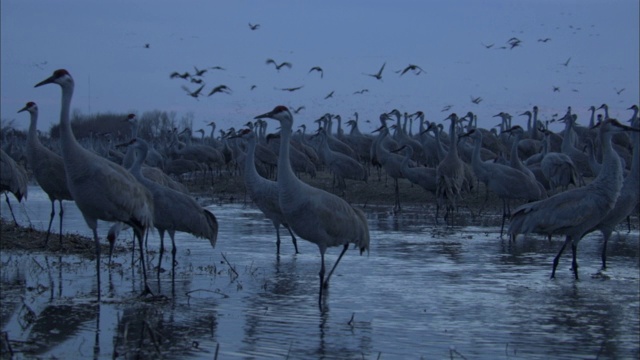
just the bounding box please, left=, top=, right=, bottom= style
left=254, top=111, right=274, bottom=120
left=17, top=105, right=29, bottom=113
left=35, top=74, right=57, bottom=88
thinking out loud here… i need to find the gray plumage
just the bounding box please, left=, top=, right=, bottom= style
left=19, top=102, right=73, bottom=246
left=36, top=69, right=155, bottom=299
left=0, top=148, right=28, bottom=225
left=255, top=105, right=370, bottom=309
left=508, top=118, right=639, bottom=279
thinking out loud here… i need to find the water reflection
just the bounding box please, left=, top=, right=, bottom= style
left=1, top=186, right=639, bottom=359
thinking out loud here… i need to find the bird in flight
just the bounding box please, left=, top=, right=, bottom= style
left=182, top=84, right=205, bottom=99
left=308, top=66, right=324, bottom=78
left=193, top=66, right=207, bottom=77
left=293, top=106, right=305, bottom=114
left=364, top=62, right=386, bottom=80
left=615, top=88, right=625, bottom=95
left=250, top=85, right=257, bottom=91
left=324, top=91, right=335, bottom=99
left=396, top=64, right=424, bottom=76
left=471, top=96, right=483, bottom=104
left=353, top=89, right=369, bottom=95
left=266, top=58, right=292, bottom=71
left=144, top=43, right=150, bottom=49
left=553, top=86, right=560, bottom=92
left=208, top=85, right=231, bottom=96
left=249, top=23, right=260, bottom=30
left=481, top=42, right=494, bottom=49
left=561, top=57, right=571, bottom=66
left=441, top=104, right=453, bottom=112
left=190, top=78, right=203, bottom=84
left=170, top=71, right=191, bottom=79
left=538, top=38, right=551, bottom=42
left=278, top=85, right=304, bottom=92
left=209, top=66, right=226, bottom=71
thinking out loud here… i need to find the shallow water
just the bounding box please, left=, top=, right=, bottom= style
left=1, top=185, right=639, bottom=359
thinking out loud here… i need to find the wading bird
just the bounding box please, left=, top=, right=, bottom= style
left=18, top=102, right=73, bottom=247
left=0, top=149, right=28, bottom=226
left=508, top=118, right=640, bottom=279
left=35, top=69, right=155, bottom=299
left=255, top=105, right=370, bottom=309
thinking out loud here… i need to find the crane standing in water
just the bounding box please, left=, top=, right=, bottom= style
left=255, top=105, right=370, bottom=309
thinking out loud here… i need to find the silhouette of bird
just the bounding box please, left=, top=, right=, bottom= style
left=561, top=57, right=571, bottom=66
left=231, top=128, right=299, bottom=254
left=18, top=102, right=73, bottom=247
left=538, top=38, right=551, bottom=42
left=0, top=149, right=28, bottom=226
left=266, top=58, right=292, bottom=71
left=182, top=84, right=205, bottom=99
left=324, top=91, right=335, bottom=99
left=255, top=105, right=370, bottom=308
left=35, top=69, right=155, bottom=299
left=119, top=137, right=218, bottom=268
left=209, top=66, right=226, bottom=71
left=471, top=96, right=483, bottom=104
left=507, top=37, right=522, bottom=49
left=293, top=106, right=305, bottom=114
left=170, top=71, right=191, bottom=79
left=279, top=85, right=304, bottom=92
left=435, top=113, right=466, bottom=223
left=249, top=23, right=260, bottom=30
left=441, top=105, right=453, bottom=112
left=353, top=89, right=369, bottom=95
left=193, top=66, right=207, bottom=77
left=509, top=118, right=640, bottom=279
left=308, top=66, right=324, bottom=78
left=481, top=42, right=494, bottom=49
left=364, top=62, right=386, bottom=80
left=553, top=86, right=560, bottom=92
left=396, top=64, right=424, bottom=76
left=250, top=85, right=257, bottom=91
left=208, top=84, right=231, bottom=96
left=190, top=78, right=203, bottom=84
left=615, top=88, right=625, bottom=95
left=144, top=43, right=150, bottom=48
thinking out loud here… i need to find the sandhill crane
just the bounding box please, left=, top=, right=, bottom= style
left=232, top=128, right=299, bottom=254
left=308, top=66, right=323, bottom=78
left=324, top=91, right=334, bottom=100
left=462, top=128, right=545, bottom=236
left=364, top=62, right=385, bottom=80
left=509, top=118, right=640, bottom=279
left=248, top=23, right=260, bottom=30
left=539, top=130, right=582, bottom=192
left=35, top=69, right=155, bottom=299
left=471, top=96, right=483, bottom=104
left=170, top=72, right=190, bottom=79
left=266, top=58, right=292, bottom=71
left=255, top=105, right=370, bottom=309
left=1, top=148, right=28, bottom=225
left=373, top=123, right=405, bottom=211
left=193, top=66, right=207, bottom=77
left=119, top=138, right=218, bottom=269
left=589, top=118, right=639, bottom=270
left=396, top=64, right=424, bottom=76
left=505, top=126, right=548, bottom=198
left=208, top=85, right=231, bottom=96
left=182, top=84, right=205, bottom=99
left=313, top=128, right=367, bottom=198
left=435, top=114, right=466, bottom=223
left=278, top=85, right=304, bottom=92
left=18, top=102, right=73, bottom=246
left=394, top=145, right=437, bottom=196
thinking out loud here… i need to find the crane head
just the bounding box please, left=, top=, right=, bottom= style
left=18, top=102, right=37, bottom=114
left=35, top=69, right=73, bottom=88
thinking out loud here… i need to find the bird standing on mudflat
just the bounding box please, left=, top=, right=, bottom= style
left=255, top=105, right=370, bottom=309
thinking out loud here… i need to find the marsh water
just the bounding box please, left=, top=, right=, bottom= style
left=1, top=185, right=639, bottom=359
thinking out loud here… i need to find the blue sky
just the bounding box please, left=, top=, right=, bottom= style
left=2, top=0, right=638, bottom=135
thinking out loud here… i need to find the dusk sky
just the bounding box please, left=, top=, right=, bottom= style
left=2, top=0, right=638, bottom=135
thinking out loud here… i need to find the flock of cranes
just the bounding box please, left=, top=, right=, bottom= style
left=2, top=67, right=639, bottom=308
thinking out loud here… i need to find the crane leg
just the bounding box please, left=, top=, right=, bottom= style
left=318, top=252, right=326, bottom=308
left=4, top=193, right=18, bottom=226
left=91, top=227, right=102, bottom=301
left=551, top=236, right=570, bottom=279
left=58, top=200, right=65, bottom=247
left=571, top=241, right=579, bottom=280
left=158, top=230, right=166, bottom=272
left=601, top=232, right=610, bottom=270
left=323, top=244, right=349, bottom=289
left=275, top=225, right=281, bottom=255
left=285, top=225, right=299, bottom=254
left=170, top=230, right=178, bottom=267
left=136, top=227, right=153, bottom=296
left=45, top=200, right=55, bottom=246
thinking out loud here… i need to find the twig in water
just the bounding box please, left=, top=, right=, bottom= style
left=348, top=312, right=355, bottom=328
left=214, top=342, right=220, bottom=360
left=220, top=252, right=239, bottom=278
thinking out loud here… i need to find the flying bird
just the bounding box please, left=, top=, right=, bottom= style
left=170, top=71, right=191, bottom=79
left=507, top=37, right=522, bottom=49
left=208, top=85, right=231, bottom=96
left=250, top=85, right=257, bottom=91
left=293, top=106, right=305, bottom=114
left=324, top=91, right=335, bottom=99
left=308, top=66, right=324, bottom=78
left=209, top=66, right=226, bottom=71
left=538, top=38, right=551, bottom=42
left=249, top=23, right=260, bottom=30
left=553, top=86, right=560, bottom=92
left=193, top=66, right=207, bottom=77
left=182, top=84, right=205, bottom=99
left=471, top=96, right=483, bottom=104
left=278, top=85, right=304, bottom=92
left=364, top=62, right=386, bottom=80
left=190, top=78, right=203, bottom=84
left=441, top=105, right=453, bottom=112
left=353, top=89, right=369, bottom=95
left=397, top=64, right=424, bottom=76
left=481, top=42, right=494, bottom=49
left=561, top=57, right=571, bottom=66
left=615, top=88, right=625, bottom=95
left=144, top=43, right=150, bottom=48
left=266, top=58, right=292, bottom=71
